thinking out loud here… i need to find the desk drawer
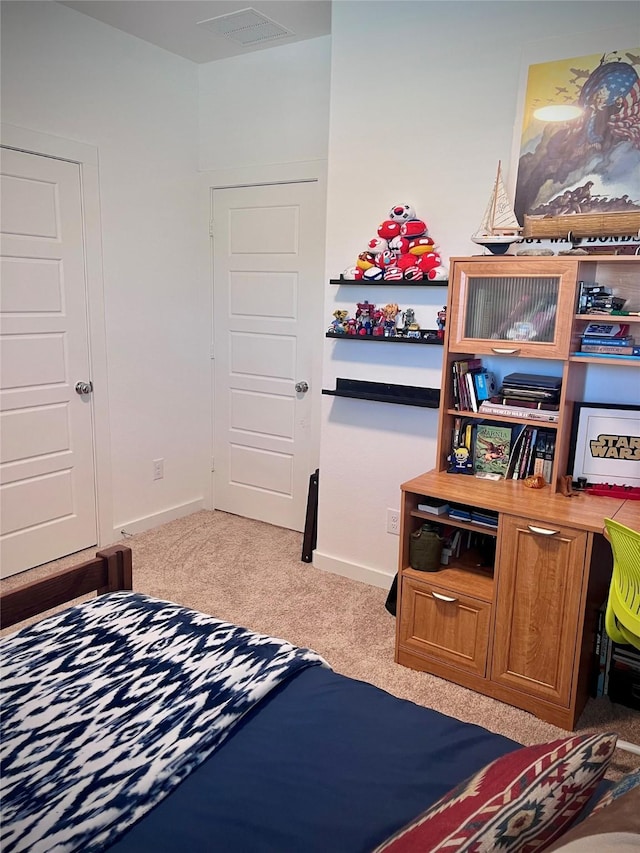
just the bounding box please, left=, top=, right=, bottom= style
left=398, top=575, right=491, bottom=677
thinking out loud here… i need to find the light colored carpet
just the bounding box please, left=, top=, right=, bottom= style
left=3, top=509, right=639, bottom=778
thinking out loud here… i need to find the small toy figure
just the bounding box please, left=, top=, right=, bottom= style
left=356, top=301, right=375, bottom=335
left=437, top=306, right=447, bottom=339
left=382, top=303, right=399, bottom=337
left=448, top=445, right=473, bottom=474
left=400, top=307, right=421, bottom=337
left=328, top=309, right=349, bottom=334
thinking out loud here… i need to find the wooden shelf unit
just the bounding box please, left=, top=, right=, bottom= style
left=394, top=254, right=640, bottom=730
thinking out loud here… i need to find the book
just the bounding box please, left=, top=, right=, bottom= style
left=473, top=370, right=498, bottom=402
left=533, top=430, right=549, bottom=477
left=478, top=401, right=560, bottom=423
left=502, top=372, right=562, bottom=391
left=473, top=424, right=512, bottom=477
left=500, top=397, right=559, bottom=411
left=518, top=427, right=537, bottom=479
left=582, top=322, right=631, bottom=338
left=580, top=343, right=636, bottom=355
left=571, top=350, right=640, bottom=359
left=542, top=432, right=556, bottom=484
left=506, top=426, right=527, bottom=479
left=580, top=335, right=634, bottom=347
left=417, top=497, right=449, bottom=516
left=500, top=386, right=560, bottom=402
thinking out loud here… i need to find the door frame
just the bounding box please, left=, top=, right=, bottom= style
left=199, top=160, right=327, bottom=513
left=1, top=122, right=113, bottom=549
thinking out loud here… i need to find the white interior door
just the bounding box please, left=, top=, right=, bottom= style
left=0, top=147, right=97, bottom=577
left=212, top=181, right=324, bottom=531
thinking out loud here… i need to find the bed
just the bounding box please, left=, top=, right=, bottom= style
left=1, top=545, right=638, bottom=853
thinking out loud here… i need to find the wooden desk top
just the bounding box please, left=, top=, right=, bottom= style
left=401, top=470, right=634, bottom=534
left=611, top=500, right=640, bottom=532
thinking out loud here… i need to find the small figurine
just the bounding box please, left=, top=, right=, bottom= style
left=382, top=303, right=399, bottom=337
left=436, top=306, right=447, bottom=339
left=356, top=301, right=375, bottom=335
left=448, top=446, right=474, bottom=474
left=400, top=307, right=422, bottom=338
left=328, top=309, right=349, bottom=334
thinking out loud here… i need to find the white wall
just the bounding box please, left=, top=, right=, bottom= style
left=198, top=36, right=331, bottom=172
left=315, top=1, right=640, bottom=588
left=1, top=1, right=209, bottom=536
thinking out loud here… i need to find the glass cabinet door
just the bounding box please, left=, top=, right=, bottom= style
left=448, top=258, right=578, bottom=359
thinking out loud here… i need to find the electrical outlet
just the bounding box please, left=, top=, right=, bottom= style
left=387, top=508, right=400, bottom=535
left=153, top=458, right=164, bottom=480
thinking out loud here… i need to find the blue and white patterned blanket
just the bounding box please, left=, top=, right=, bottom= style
left=0, top=592, right=329, bottom=853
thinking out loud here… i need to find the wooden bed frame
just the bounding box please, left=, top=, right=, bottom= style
left=1, top=545, right=133, bottom=630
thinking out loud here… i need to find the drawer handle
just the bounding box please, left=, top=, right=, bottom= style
left=527, top=524, right=559, bottom=536
left=491, top=347, right=521, bottom=354
left=432, top=591, right=458, bottom=603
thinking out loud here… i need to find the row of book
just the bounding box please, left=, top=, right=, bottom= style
left=451, top=417, right=557, bottom=481
left=417, top=497, right=499, bottom=529
left=578, top=322, right=640, bottom=358
left=592, top=602, right=640, bottom=710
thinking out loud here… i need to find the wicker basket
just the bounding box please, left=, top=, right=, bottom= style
left=523, top=212, right=640, bottom=239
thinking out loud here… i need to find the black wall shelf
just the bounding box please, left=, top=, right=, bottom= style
left=322, top=378, right=440, bottom=408
left=326, top=330, right=443, bottom=345
left=330, top=278, right=448, bottom=286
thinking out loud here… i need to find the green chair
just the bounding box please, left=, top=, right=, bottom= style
left=604, top=518, right=640, bottom=651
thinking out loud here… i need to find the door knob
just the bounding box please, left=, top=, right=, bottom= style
left=75, top=381, right=93, bottom=395
left=295, top=381, right=309, bottom=393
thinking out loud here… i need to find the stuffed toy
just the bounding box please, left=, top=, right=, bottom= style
left=395, top=253, right=417, bottom=272
left=403, top=265, right=424, bottom=281
left=400, top=219, right=427, bottom=239
left=388, top=203, right=416, bottom=223
left=363, top=266, right=384, bottom=280
left=375, top=249, right=395, bottom=269
left=408, top=237, right=435, bottom=256
left=388, top=235, right=410, bottom=255
left=366, top=236, right=389, bottom=254
left=383, top=266, right=403, bottom=281
left=356, top=251, right=376, bottom=270
left=427, top=265, right=449, bottom=281
left=416, top=252, right=442, bottom=274
left=342, top=266, right=364, bottom=280
left=377, top=220, right=401, bottom=240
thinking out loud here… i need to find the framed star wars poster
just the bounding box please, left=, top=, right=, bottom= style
left=513, top=48, right=640, bottom=240
left=568, top=402, right=640, bottom=487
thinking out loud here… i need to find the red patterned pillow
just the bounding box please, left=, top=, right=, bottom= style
left=375, top=732, right=617, bottom=853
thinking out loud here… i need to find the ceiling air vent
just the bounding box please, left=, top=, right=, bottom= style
left=197, top=8, right=293, bottom=46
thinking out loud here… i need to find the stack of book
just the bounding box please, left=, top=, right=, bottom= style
left=579, top=321, right=639, bottom=358
left=478, top=372, right=561, bottom=422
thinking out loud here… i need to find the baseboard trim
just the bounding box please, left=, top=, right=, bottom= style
left=312, top=550, right=394, bottom=590
left=113, top=500, right=204, bottom=539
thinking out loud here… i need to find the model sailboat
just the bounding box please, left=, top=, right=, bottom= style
left=471, top=161, right=523, bottom=255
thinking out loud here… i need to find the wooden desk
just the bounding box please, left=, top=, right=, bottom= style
left=395, top=470, right=633, bottom=730
left=612, top=500, right=640, bottom=533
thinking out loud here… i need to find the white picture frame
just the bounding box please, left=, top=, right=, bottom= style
left=568, top=402, right=640, bottom=487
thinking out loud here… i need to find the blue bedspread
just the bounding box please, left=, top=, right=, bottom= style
left=0, top=593, right=327, bottom=853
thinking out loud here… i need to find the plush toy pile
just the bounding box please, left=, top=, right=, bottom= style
left=342, top=203, right=448, bottom=282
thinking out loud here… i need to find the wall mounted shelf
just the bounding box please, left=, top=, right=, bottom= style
left=326, top=331, right=444, bottom=345
left=322, top=378, right=440, bottom=408
left=330, top=278, right=448, bottom=286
